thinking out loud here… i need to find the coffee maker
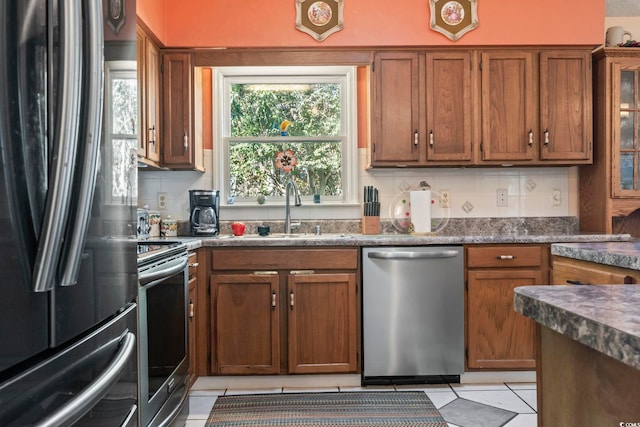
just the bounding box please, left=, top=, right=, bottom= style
left=189, top=190, right=220, bottom=236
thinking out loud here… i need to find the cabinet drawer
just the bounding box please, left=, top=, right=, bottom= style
left=552, top=257, right=635, bottom=285
left=467, top=245, right=543, bottom=268
left=211, top=248, right=358, bottom=271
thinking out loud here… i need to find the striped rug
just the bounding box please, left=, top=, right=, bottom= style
left=205, top=391, right=448, bottom=426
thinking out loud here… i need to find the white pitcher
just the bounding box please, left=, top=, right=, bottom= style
left=606, top=26, right=632, bottom=46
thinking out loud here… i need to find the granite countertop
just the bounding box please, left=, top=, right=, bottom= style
left=552, top=241, right=640, bottom=271
left=514, top=285, right=640, bottom=370
left=197, top=232, right=630, bottom=247
left=146, top=233, right=632, bottom=248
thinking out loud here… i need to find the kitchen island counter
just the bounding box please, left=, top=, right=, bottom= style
left=514, top=283, right=640, bottom=425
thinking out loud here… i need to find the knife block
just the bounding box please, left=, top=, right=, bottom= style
left=361, top=216, right=380, bottom=235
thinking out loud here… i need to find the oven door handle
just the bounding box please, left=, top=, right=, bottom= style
left=139, top=256, right=188, bottom=285
left=34, top=332, right=136, bottom=427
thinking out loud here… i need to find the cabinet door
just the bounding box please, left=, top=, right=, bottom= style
left=612, top=62, right=640, bottom=198
left=287, top=273, right=357, bottom=374
left=162, top=53, right=193, bottom=168
left=480, top=51, right=537, bottom=162
left=426, top=51, right=473, bottom=162
left=371, top=52, right=421, bottom=165
left=145, top=38, right=161, bottom=162
left=539, top=50, right=592, bottom=162
left=467, top=269, right=540, bottom=369
left=212, top=274, right=280, bottom=374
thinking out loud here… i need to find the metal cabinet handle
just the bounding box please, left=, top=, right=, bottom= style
left=414, top=130, right=418, bottom=147
left=290, top=290, right=294, bottom=309
left=429, top=130, right=434, bottom=148
left=148, top=126, right=155, bottom=144
left=566, top=279, right=589, bottom=286
left=528, top=129, right=533, bottom=147
left=289, top=270, right=314, bottom=275
left=496, top=255, right=516, bottom=260
left=253, top=271, right=278, bottom=275
left=272, top=291, right=277, bottom=310
left=189, top=299, right=194, bottom=319
left=189, top=263, right=199, bottom=268
left=544, top=129, right=550, bottom=146
left=183, top=132, right=189, bottom=152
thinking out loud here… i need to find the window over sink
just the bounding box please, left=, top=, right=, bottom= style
left=213, top=66, right=358, bottom=206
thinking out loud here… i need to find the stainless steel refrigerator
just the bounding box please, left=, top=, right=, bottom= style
left=0, top=0, right=139, bottom=425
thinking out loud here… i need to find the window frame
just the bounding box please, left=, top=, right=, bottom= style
left=104, top=61, right=138, bottom=205
left=213, top=65, right=358, bottom=206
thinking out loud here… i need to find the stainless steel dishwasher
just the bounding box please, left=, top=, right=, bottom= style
left=362, top=246, right=464, bottom=385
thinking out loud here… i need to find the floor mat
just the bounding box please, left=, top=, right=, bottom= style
left=439, top=398, right=517, bottom=427
left=206, top=391, right=448, bottom=426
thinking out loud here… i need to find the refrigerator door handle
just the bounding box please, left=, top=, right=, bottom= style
left=34, top=331, right=136, bottom=427
left=60, top=0, right=104, bottom=286
left=32, top=0, right=83, bottom=292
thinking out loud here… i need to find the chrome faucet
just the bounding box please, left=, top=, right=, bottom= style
left=284, top=177, right=302, bottom=234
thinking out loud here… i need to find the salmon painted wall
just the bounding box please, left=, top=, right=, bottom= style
left=137, top=0, right=604, bottom=47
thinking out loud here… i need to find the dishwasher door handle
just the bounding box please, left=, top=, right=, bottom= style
left=367, top=250, right=459, bottom=260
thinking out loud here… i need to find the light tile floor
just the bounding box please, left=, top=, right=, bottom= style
left=185, top=381, right=537, bottom=427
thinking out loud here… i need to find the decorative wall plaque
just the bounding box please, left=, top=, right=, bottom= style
left=296, top=0, right=344, bottom=42
left=429, top=0, right=478, bottom=41
left=106, top=0, right=126, bottom=36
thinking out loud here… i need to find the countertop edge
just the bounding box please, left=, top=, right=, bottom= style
left=514, top=285, right=640, bottom=370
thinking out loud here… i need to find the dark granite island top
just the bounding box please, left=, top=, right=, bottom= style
left=514, top=278, right=640, bottom=424
left=551, top=241, right=640, bottom=270
left=514, top=285, right=640, bottom=370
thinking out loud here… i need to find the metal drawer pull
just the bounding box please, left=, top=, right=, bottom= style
left=290, top=290, right=295, bottom=309
left=254, top=271, right=278, bottom=275
left=290, top=270, right=314, bottom=275
left=272, top=291, right=276, bottom=309
left=566, top=279, right=589, bottom=286
left=544, top=129, right=550, bottom=146
left=496, top=255, right=516, bottom=260
left=189, top=262, right=199, bottom=268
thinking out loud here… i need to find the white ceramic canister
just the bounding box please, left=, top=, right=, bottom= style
left=148, top=209, right=161, bottom=237
left=161, top=215, right=178, bottom=237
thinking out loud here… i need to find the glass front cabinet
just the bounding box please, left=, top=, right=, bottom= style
left=580, top=48, right=640, bottom=236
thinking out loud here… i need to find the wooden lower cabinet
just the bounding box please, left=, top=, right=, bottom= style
left=288, top=273, right=357, bottom=374
left=465, top=244, right=549, bottom=370
left=213, top=274, right=280, bottom=374
left=551, top=255, right=640, bottom=285
left=210, top=248, right=359, bottom=375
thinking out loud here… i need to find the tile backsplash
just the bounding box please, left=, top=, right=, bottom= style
left=138, top=148, right=578, bottom=221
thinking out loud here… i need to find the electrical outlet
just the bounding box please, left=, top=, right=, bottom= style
left=496, top=188, right=508, bottom=207
left=439, top=190, right=450, bottom=208
left=552, top=189, right=562, bottom=206
left=158, top=192, right=168, bottom=209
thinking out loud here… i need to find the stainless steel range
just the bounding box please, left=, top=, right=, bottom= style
left=137, top=241, right=190, bottom=427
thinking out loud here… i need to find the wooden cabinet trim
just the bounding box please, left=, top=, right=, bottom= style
left=211, top=248, right=358, bottom=270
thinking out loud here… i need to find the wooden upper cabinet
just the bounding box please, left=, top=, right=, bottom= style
left=162, top=52, right=203, bottom=170
left=145, top=38, right=161, bottom=163
left=371, top=52, right=421, bottom=166
left=425, top=51, right=473, bottom=163
left=539, top=50, right=592, bottom=162
left=137, top=26, right=161, bottom=164
left=480, top=50, right=537, bottom=162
